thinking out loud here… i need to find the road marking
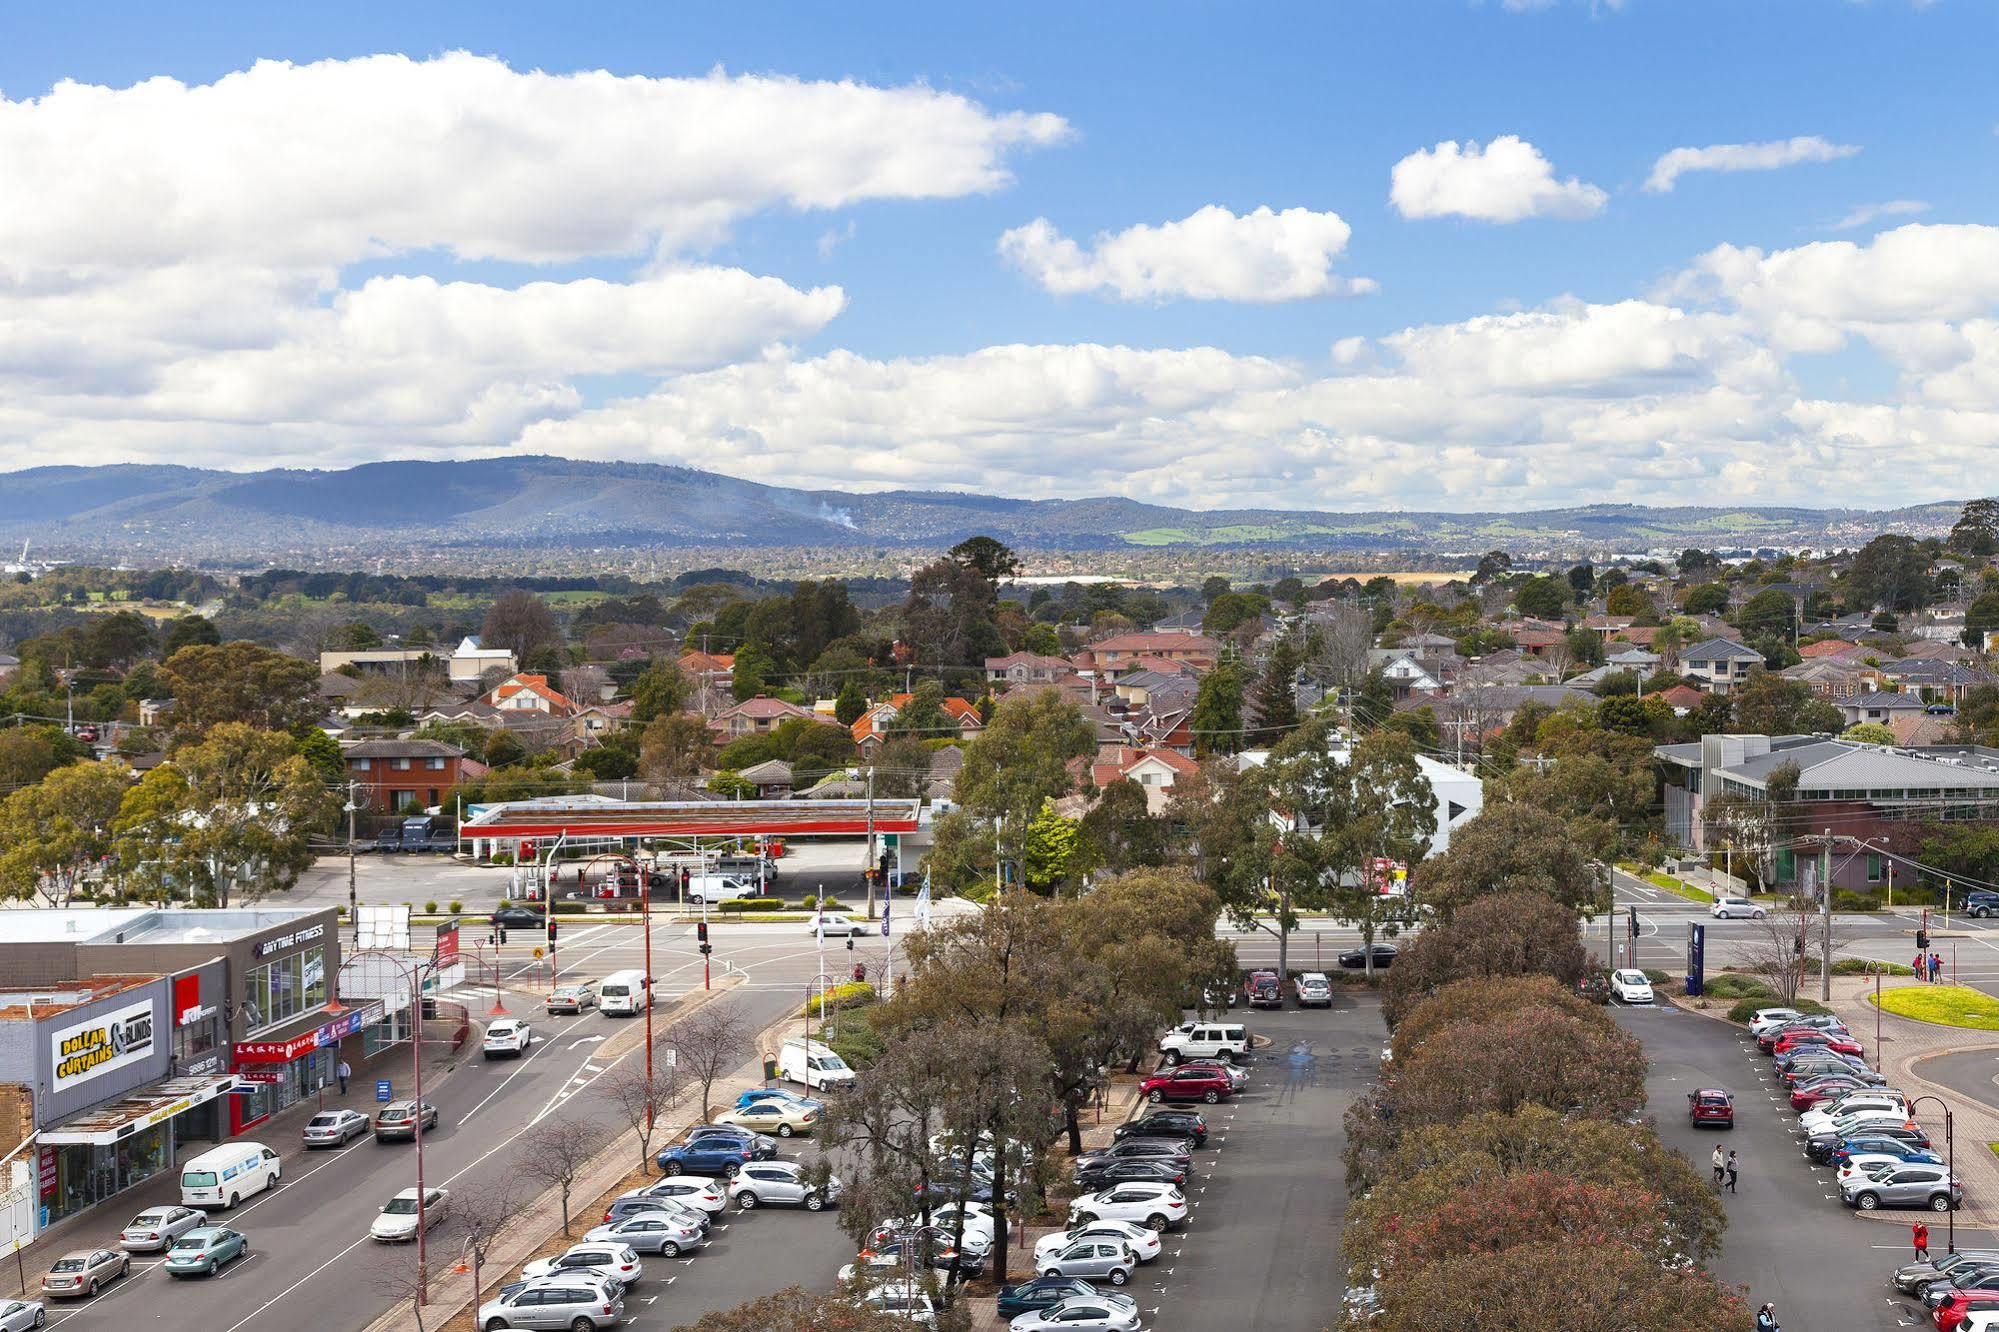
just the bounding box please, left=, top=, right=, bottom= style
left=458, top=1014, right=588, bottom=1126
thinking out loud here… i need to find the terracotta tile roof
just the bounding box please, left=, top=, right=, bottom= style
left=1088, top=632, right=1222, bottom=654
left=1800, top=639, right=1866, bottom=659
left=487, top=673, right=577, bottom=714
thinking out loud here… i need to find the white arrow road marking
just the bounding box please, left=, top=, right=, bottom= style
left=569, top=1034, right=607, bottom=1049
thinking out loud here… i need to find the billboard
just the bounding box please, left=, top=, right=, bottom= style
left=49, top=998, right=157, bottom=1092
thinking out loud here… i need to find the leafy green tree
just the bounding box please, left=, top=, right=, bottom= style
left=834, top=679, right=868, bottom=726
left=730, top=643, right=775, bottom=701
left=1604, top=584, right=1652, bottom=618
left=1350, top=669, right=1394, bottom=733
left=1566, top=563, right=1595, bottom=597
left=1733, top=587, right=1795, bottom=639
left=1411, top=804, right=1606, bottom=920
left=1076, top=778, right=1169, bottom=876
left=86, top=610, right=158, bottom=668
left=0, top=760, right=130, bottom=905
left=1189, top=660, right=1246, bottom=756
left=1472, top=550, right=1512, bottom=585
left=1842, top=722, right=1897, bottom=745
left=162, top=614, right=221, bottom=655
left=1564, top=625, right=1603, bottom=668
left=627, top=658, right=690, bottom=722
left=946, top=536, right=1023, bottom=584
left=1382, top=705, right=1440, bottom=753
left=637, top=712, right=712, bottom=782
left=0, top=729, right=65, bottom=790
left=114, top=725, right=333, bottom=905
left=1381, top=899, right=1590, bottom=1028
left=1729, top=672, right=1841, bottom=735
left=160, top=642, right=321, bottom=736
left=887, top=681, right=950, bottom=738
left=1950, top=498, right=1999, bottom=557
left=1682, top=582, right=1728, bottom=615
left=1845, top=533, right=1935, bottom=612
left=1248, top=636, right=1301, bottom=743
left=295, top=727, right=347, bottom=786
left=1514, top=576, right=1566, bottom=620
left=1200, top=575, right=1231, bottom=603
left=480, top=589, right=562, bottom=662
left=1964, top=590, right=1999, bottom=649
left=952, top=692, right=1095, bottom=887
left=871, top=736, right=934, bottom=801
left=1022, top=799, right=1081, bottom=892
left=1202, top=591, right=1269, bottom=636
left=574, top=744, right=638, bottom=779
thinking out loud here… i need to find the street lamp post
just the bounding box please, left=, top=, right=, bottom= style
left=350, top=947, right=440, bottom=1303
left=1910, top=1094, right=1959, bottom=1255
left=345, top=783, right=361, bottom=943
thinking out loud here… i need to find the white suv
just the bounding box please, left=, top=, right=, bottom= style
left=1068, top=1182, right=1188, bottom=1231
left=483, top=1019, right=534, bottom=1059
left=731, top=1162, right=841, bottom=1212
left=1711, top=896, right=1766, bottom=920
left=1157, top=1022, right=1248, bottom=1065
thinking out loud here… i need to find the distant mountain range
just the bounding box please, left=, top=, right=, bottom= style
left=0, top=456, right=1964, bottom=566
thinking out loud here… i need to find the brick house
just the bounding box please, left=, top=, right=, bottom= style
left=343, top=738, right=468, bottom=812
left=1073, top=632, right=1221, bottom=676
left=713, top=696, right=820, bottom=738
left=984, top=652, right=1070, bottom=686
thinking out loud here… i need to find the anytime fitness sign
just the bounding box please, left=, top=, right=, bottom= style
left=50, top=999, right=156, bottom=1091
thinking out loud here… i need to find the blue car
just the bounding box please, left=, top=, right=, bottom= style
left=1831, top=1137, right=1945, bottom=1168
left=657, top=1137, right=755, bottom=1177
left=686, top=1126, right=778, bottom=1161
left=734, top=1088, right=823, bottom=1114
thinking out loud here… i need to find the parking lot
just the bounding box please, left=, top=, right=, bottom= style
left=1612, top=1000, right=1999, bottom=1330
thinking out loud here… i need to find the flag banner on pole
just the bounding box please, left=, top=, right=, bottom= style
left=914, top=874, right=932, bottom=929
left=881, top=887, right=892, bottom=938
left=812, top=902, right=825, bottom=950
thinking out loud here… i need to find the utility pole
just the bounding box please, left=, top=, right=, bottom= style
left=1820, top=829, right=1834, bottom=1004
left=346, top=782, right=360, bottom=941
left=864, top=765, right=877, bottom=921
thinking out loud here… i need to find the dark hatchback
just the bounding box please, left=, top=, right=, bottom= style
left=1115, top=1111, right=1208, bottom=1147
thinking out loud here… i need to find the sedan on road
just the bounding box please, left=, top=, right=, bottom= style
left=0, top=1300, right=43, bottom=1332
left=162, top=1228, right=246, bottom=1278
left=812, top=916, right=873, bottom=936
left=302, top=1108, right=371, bottom=1148
left=1710, top=896, right=1767, bottom=919
left=482, top=1018, right=534, bottom=1059
left=370, top=1187, right=449, bottom=1242
left=39, top=1250, right=127, bottom=1299
left=1010, top=1297, right=1144, bottom=1332
left=1138, top=1066, right=1232, bottom=1105
left=1034, top=1220, right=1161, bottom=1266
left=373, top=1100, right=439, bottom=1141
left=119, top=1205, right=205, bottom=1252
left=1687, top=1089, right=1733, bottom=1128
left=491, top=906, right=546, bottom=930
left=1337, top=944, right=1398, bottom=970
left=545, top=983, right=596, bottom=1014
left=584, top=1214, right=704, bottom=1257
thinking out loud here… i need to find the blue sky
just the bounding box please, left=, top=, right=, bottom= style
left=1, top=1, right=1994, bottom=511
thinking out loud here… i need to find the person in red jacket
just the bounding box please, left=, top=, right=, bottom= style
left=1915, top=1220, right=1931, bottom=1260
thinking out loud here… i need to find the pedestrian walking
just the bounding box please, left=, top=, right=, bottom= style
left=1755, top=1303, right=1779, bottom=1332
left=1725, top=1150, right=1739, bottom=1194
left=1914, top=1220, right=1930, bottom=1260
left=336, top=1058, right=351, bottom=1096
left=1915, top=950, right=1928, bottom=977
left=1932, top=952, right=1945, bottom=983
left=1711, top=1145, right=1725, bottom=1187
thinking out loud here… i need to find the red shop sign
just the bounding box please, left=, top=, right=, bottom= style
left=234, top=1033, right=317, bottom=1064
left=37, top=1146, right=57, bottom=1202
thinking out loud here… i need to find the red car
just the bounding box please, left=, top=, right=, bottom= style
left=1757, top=1022, right=1850, bottom=1054
left=1687, top=1089, right=1734, bottom=1128
left=1139, top=1066, right=1234, bottom=1105
left=1791, top=1079, right=1871, bottom=1111
left=1773, top=1031, right=1863, bottom=1058
left=1933, top=1288, right=1999, bottom=1331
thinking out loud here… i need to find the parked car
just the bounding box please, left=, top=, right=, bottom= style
left=1115, top=1110, right=1208, bottom=1147
left=1930, top=1288, right=1999, bottom=1332
left=1075, top=1138, right=1195, bottom=1173
left=118, top=1205, right=205, bottom=1252
left=584, top=1213, right=705, bottom=1257
left=1068, top=1182, right=1188, bottom=1231
left=1838, top=1151, right=1945, bottom=1187
left=714, top=1099, right=818, bottom=1137
left=161, top=1228, right=246, bottom=1278
left=370, top=1187, right=449, bottom=1242
left=1183, top=1057, right=1249, bottom=1092
left=733, top=1087, right=823, bottom=1114
left=1748, top=1007, right=1809, bottom=1037
left=839, top=1237, right=981, bottom=1281
left=477, top=1277, right=623, bottom=1331
left=1294, top=972, right=1333, bottom=1007
left=1034, top=1220, right=1162, bottom=1266
left=1243, top=969, right=1283, bottom=1006
left=1336, top=944, right=1398, bottom=970
left=0, top=1300, right=44, bottom=1332
left=1710, top=896, right=1766, bottom=919
left=491, top=906, right=547, bottom=930
left=657, top=1137, right=754, bottom=1177
left=1801, top=1093, right=1909, bottom=1136
left=1775, top=1030, right=1864, bottom=1059
left=731, top=1161, right=841, bottom=1211
left=1894, top=1249, right=1999, bottom=1296
left=1073, top=1157, right=1188, bottom=1192
left=600, top=1195, right=713, bottom=1231
left=39, top=1250, right=127, bottom=1298
left=546, top=984, right=596, bottom=1014
left=1840, top=1136, right=1949, bottom=1170
left=1791, top=1078, right=1875, bottom=1111
left=997, top=1276, right=1124, bottom=1319
left=1841, top=1161, right=1961, bottom=1211
left=1810, top=1123, right=1932, bottom=1164
left=373, top=827, right=403, bottom=854
left=1687, top=1088, right=1734, bottom=1128
left=1009, top=1297, right=1144, bottom=1332
left=1609, top=969, right=1654, bottom=1004
left=624, top=1176, right=727, bottom=1215
left=483, top=1018, right=534, bottom=1059
left=522, top=1243, right=642, bottom=1290
left=1037, top=1238, right=1135, bottom=1287
left=373, top=1100, right=439, bottom=1141
left=1157, top=1021, right=1249, bottom=1065
left=302, top=1108, right=371, bottom=1148
left=1138, top=1066, right=1232, bottom=1105
left=852, top=1279, right=938, bottom=1328
left=884, top=1202, right=1005, bottom=1255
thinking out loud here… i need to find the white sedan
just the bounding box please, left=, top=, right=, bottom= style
left=1609, top=970, right=1654, bottom=1004
left=1711, top=896, right=1767, bottom=920
left=370, top=1187, right=449, bottom=1242
left=1011, top=1296, right=1143, bottom=1332
left=482, top=1018, right=534, bottom=1059
left=1034, top=1220, right=1161, bottom=1265
left=811, top=917, right=874, bottom=937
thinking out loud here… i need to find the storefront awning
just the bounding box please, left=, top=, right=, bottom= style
left=41, top=1075, right=239, bottom=1146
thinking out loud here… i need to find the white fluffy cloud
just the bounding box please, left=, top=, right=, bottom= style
left=1644, top=135, right=1860, bottom=193
left=997, top=205, right=1376, bottom=302
left=0, top=53, right=1068, bottom=466
left=1389, top=136, right=1607, bottom=222
left=1832, top=200, right=1929, bottom=230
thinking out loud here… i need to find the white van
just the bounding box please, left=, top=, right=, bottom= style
left=779, top=1038, right=855, bottom=1091
left=598, top=970, right=650, bottom=1016
left=685, top=874, right=755, bottom=904
left=181, top=1142, right=281, bottom=1209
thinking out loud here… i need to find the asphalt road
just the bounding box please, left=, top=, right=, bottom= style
left=1612, top=1000, right=1997, bottom=1330
left=1913, top=1049, right=1999, bottom=1117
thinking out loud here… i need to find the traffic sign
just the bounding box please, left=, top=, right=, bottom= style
left=375, top=1079, right=393, bottom=1102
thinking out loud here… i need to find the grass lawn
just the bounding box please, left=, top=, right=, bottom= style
left=1620, top=863, right=1715, bottom=904
left=1872, top=984, right=1999, bottom=1030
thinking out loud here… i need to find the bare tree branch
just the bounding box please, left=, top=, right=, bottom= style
left=669, top=998, right=753, bottom=1120
left=601, top=1054, right=683, bottom=1176
left=515, top=1118, right=596, bottom=1236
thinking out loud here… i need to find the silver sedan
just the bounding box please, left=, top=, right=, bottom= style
left=119, top=1205, right=205, bottom=1252
left=1010, top=1295, right=1144, bottom=1331
left=0, top=1299, right=45, bottom=1332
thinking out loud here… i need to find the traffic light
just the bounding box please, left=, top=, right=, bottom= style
left=1917, top=928, right=1930, bottom=951
left=1627, top=906, right=1639, bottom=940
left=696, top=921, right=708, bottom=944
left=548, top=920, right=559, bottom=942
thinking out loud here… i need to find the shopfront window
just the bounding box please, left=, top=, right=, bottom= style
left=245, top=947, right=327, bottom=1033
left=43, top=1125, right=169, bottom=1223
left=362, top=1008, right=412, bottom=1058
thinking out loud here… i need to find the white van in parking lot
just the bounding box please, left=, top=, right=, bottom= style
left=779, top=1038, right=855, bottom=1091
left=598, top=970, right=651, bottom=1016
left=180, top=1142, right=280, bottom=1209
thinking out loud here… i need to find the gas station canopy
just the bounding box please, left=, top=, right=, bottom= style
left=460, top=798, right=921, bottom=841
